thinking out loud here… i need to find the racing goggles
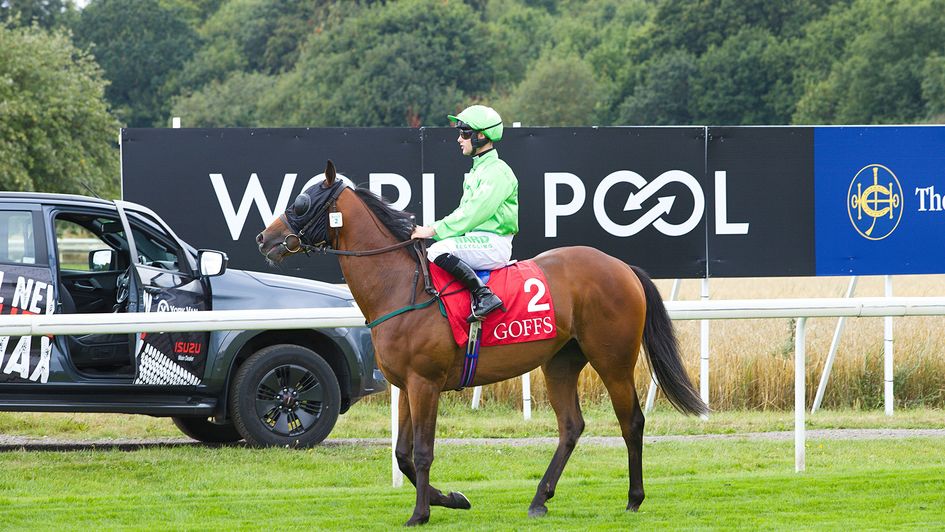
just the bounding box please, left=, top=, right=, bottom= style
left=454, top=120, right=477, bottom=139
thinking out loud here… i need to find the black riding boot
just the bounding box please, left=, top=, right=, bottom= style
left=434, top=254, right=504, bottom=322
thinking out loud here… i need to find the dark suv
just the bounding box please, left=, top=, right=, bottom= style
left=0, top=192, right=384, bottom=447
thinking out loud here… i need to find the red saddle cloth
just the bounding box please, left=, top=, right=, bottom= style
left=430, top=260, right=557, bottom=347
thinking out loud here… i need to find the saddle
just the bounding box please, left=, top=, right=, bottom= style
left=429, top=260, right=556, bottom=347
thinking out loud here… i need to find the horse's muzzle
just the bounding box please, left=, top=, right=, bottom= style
left=257, top=232, right=287, bottom=263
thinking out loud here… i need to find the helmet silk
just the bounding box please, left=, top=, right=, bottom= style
left=448, top=105, right=504, bottom=142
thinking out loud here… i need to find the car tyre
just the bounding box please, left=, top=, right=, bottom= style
left=172, top=416, right=243, bottom=444
left=230, top=344, right=341, bottom=448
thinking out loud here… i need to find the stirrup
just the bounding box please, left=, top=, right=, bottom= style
left=466, top=299, right=505, bottom=323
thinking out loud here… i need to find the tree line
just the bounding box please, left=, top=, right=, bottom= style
left=4, top=0, right=945, bottom=196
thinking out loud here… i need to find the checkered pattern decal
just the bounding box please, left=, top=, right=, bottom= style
left=134, top=342, right=201, bottom=386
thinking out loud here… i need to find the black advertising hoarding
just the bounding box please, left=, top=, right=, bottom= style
left=121, top=128, right=422, bottom=281
left=706, top=127, right=816, bottom=277
left=120, top=125, right=945, bottom=281
left=122, top=127, right=710, bottom=281
left=422, top=127, right=708, bottom=278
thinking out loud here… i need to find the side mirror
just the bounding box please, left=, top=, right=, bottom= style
left=89, top=249, right=116, bottom=272
left=198, top=249, right=228, bottom=277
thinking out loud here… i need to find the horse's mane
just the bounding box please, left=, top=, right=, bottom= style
left=353, top=188, right=416, bottom=241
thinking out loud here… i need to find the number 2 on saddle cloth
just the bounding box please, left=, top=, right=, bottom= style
left=430, top=259, right=557, bottom=347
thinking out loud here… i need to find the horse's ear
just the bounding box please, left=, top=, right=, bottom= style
left=325, top=160, right=336, bottom=185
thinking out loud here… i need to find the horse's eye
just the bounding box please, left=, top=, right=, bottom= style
left=293, top=194, right=311, bottom=217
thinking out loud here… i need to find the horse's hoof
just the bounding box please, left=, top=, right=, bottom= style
left=627, top=491, right=644, bottom=512
left=445, top=491, right=471, bottom=510
left=404, top=515, right=429, bottom=527
left=528, top=505, right=548, bottom=518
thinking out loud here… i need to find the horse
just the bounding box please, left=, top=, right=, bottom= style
left=256, top=161, right=708, bottom=526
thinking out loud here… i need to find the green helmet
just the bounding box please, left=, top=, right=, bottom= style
left=448, top=105, right=504, bottom=142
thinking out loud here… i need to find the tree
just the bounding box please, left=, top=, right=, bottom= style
left=0, top=0, right=77, bottom=29
left=793, top=0, right=945, bottom=124
left=500, top=54, right=602, bottom=126
left=617, top=50, right=698, bottom=125
left=71, top=0, right=199, bottom=126
left=648, top=0, right=840, bottom=57
left=690, top=27, right=795, bottom=125
left=550, top=0, right=652, bottom=123
left=264, top=0, right=496, bottom=127
left=921, top=54, right=945, bottom=120
left=158, top=0, right=222, bottom=27
left=173, top=0, right=327, bottom=94
left=170, top=71, right=277, bottom=126
left=0, top=25, right=119, bottom=196
left=483, top=0, right=555, bottom=88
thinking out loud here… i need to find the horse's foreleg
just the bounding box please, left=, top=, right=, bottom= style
left=529, top=350, right=586, bottom=518
left=404, top=376, right=442, bottom=527
left=396, top=387, right=470, bottom=512
left=395, top=388, right=418, bottom=486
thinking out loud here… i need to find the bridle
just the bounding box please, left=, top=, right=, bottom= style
left=279, top=183, right=440, bottom=318
left=277, top=181, right=347, bottom=256
left=279, top=182, right=454, bottom=328
left=276, top=184, right=436, bottom=298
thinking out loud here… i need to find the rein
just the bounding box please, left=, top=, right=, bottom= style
left=326, top=239, right=415, bottom=257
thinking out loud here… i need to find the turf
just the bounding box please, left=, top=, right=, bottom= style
left=0, top=437, right=942, bottom=529
left=3, top=402, right=945, bottom=440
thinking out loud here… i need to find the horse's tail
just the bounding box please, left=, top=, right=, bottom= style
left=631, top=265, right=709, bottom=416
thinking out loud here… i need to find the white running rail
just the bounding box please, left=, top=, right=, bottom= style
left=4, top=296, right=945, bottom=478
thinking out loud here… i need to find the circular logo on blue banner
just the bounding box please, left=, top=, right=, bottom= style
left=847, top=163, right=903, bottom=240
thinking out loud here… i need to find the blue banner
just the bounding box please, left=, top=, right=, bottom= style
left=815, top=126, right=945, bottom=275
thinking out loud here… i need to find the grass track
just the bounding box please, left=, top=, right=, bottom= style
left=1, top=437, right=943, bottom=529
left=5, top=403, right=945, bottom=440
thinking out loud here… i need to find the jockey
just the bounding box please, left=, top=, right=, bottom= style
left=411, top=104, right=519, bottom=322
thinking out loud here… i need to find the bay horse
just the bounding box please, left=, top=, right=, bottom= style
left=256, top=161, right=707, bottom=526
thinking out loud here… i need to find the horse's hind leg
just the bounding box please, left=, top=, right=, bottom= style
left=596, top=364, right=646, bottom=511
left=395, top=388, right=471, bottom=512
left=529, top=344, right=587, bottom=518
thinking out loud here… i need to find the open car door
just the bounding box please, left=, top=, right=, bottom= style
left=114, top=201, right=210, bottom=387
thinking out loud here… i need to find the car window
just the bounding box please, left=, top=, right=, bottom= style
left=132, top=226, right=181, bottom=270
left=126, top=213, right=186, bottom=274
left=55, top=217, right=112, bottom=271
left=0, top=211, right=37, bottom=265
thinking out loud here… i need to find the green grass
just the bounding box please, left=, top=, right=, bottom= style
left=332, top=399, right=945, bottom=439
left=2, top=400, right=944, bottom=440
left=1, top=401, right=943, bottom=528
left=0, top=437, right=943, bottom=529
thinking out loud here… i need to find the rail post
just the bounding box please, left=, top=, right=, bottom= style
left=795, top=317, right=807, bottom=473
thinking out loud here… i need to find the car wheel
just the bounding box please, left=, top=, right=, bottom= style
left=230, top=344, right=341, bottom=448
left=172, top=416, right=243, bottom=444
